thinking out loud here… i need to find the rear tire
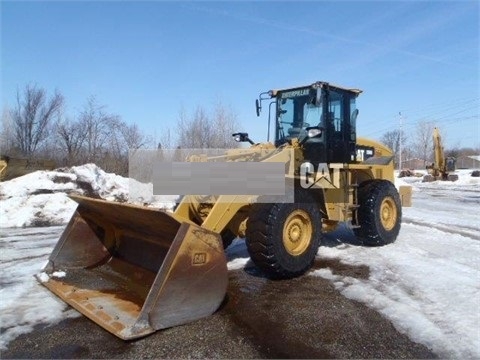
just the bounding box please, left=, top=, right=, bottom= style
left=245, top=189, right=322, bottom=279
left=354, top=180, right=402, bottom=246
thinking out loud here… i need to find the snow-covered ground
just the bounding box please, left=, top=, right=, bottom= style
left=0, top=167, right=479, bottom=357
left=310, top=169, right=480, bottom=359
left=0, top=226, right=80, bottom=348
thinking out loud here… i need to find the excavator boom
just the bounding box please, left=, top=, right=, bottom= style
left=433, top=128, right=446, bottom=176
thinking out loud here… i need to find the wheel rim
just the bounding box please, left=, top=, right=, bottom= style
left=282, top=209, right=313, bottom=256
left=380, top=197, right=397, bottom=231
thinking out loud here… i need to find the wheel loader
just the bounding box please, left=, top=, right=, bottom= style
left=0, top=155, right=56, bottom=181
left=37, top=81, right=412, bottom=340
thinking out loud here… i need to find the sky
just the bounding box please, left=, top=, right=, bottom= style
left=1, top=1, right=479, bottom=149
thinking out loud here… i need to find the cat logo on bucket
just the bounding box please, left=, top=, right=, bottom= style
left=192, top=252, right=207, bottom=265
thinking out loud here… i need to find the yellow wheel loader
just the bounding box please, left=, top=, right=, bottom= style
left=0, top=158, right=7, bottom=180
left=0, top=155, right=56, bottom=181
left=37, top=81, right=412, bottom=340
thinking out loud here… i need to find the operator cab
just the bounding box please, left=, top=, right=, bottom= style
left=262, top=81, right=362, bottom=164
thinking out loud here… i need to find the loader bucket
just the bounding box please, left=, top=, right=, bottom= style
left=36, top=195, right=228, bottom=340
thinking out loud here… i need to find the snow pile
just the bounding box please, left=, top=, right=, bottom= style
left=0, top=164, right=177, bottom=228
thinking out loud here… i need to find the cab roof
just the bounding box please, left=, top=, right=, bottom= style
left=271, top=81, right=363, bottom=96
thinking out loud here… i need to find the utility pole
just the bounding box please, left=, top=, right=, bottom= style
left=399, top=112, right=403, bottom=170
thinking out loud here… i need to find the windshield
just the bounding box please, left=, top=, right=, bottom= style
left=275, top=89, right=323, bottom=144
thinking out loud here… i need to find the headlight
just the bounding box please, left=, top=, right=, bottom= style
left=307, top=128, right=322, bottom=138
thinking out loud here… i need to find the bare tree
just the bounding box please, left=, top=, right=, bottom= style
left=380, top=129, right=408, bottom=168
left=55, top=117, right=88, bottom=165
left=177, top=106, right=211, bottom=148
left=11, top=84, right=64, bottom=156
left=157, top=128, right=171, bottom=150
left=411, top=120, right=435, bottom=163
left=153, top=127, right=175, bottom=162
left=79, top=96, right=118, bottom=163
left=1, top=106, right=16, bottom=154
left=211, top=101, right=241, bottom=148
left=176, top=102, right=240, bottom=149
left=121, top=123, right=150, bottom=151
left=3, top=85, right=158, bottom=175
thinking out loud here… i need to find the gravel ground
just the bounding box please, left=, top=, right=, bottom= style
left=3, top=258, right=436, bottom=359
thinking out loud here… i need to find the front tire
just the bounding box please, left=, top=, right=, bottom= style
left=245, top=190, right=322, bottom=279
left=221, top=228, right=236, bottom=249
left=354, top=180, right=402, bottom=246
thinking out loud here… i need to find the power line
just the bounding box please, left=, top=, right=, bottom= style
left=398, top=97, right=479, bottom=117
left=361, top=115, right=478, bottom=138
left=360, top=101, right=478, bottom=138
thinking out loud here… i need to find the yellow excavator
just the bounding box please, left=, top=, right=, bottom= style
left=423, top=127, right=458, bottom=182
left=37, top=81, right=412, bottom=340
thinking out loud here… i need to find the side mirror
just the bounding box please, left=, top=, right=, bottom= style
left=232, top=132, right=255, bottom=145
left=255, top=99, right=261, bottom=117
